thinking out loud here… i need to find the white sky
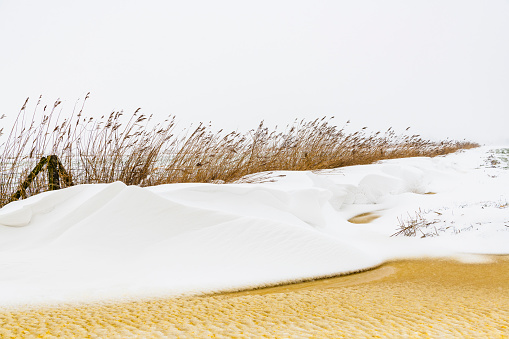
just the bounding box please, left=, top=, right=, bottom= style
left=0, top=0, right=508, bottom=144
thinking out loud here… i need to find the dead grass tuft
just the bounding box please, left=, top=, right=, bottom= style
left=0, top=96, right=479, bottom=208
left=391, top=209, right=440, bottom=237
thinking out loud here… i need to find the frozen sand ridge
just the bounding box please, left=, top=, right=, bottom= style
left=0, top=146, right=508, bottom=307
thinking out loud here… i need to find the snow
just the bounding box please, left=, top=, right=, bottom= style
left=0, top=146, right=508, bottom=308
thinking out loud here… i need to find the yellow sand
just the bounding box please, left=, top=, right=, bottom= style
left=348, top=211, right=381, bottom=224
left=1, top=256, right=508, bottom=338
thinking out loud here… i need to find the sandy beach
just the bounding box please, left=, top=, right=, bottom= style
left=1, top=255, right=508, bottom=338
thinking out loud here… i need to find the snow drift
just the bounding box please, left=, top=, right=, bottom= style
left=0, top=146, right=508, bottom=307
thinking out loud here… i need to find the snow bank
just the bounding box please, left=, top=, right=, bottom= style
left=1, top=146, right=508, bottom=307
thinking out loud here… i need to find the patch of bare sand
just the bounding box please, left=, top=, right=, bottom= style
left=348, top=211, right=381, bottom=224
left=1, top=256, right=508, bottom=338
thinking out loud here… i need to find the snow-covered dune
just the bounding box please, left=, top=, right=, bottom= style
left=1, top=146, right=508, bottom=307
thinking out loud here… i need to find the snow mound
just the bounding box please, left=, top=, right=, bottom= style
left=1, top=146, right=508, bottom=307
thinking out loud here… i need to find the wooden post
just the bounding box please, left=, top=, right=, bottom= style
left=56, top=157, right=73, bottom=187
left=10, top=157, right=48, bottom=201
left=47, top=155, right=60, bottom=191
left=10, top=155, right=73, bottom=202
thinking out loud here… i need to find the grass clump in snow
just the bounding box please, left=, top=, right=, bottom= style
left=0, top=96, right=479, bottom=208
left=484, top=148, right=509, bottom=170
left=392, top=201, right=509, bottom=237
left=392, top=209, right=440, bottom=237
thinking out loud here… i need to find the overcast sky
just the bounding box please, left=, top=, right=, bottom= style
left=1, top=0, right=508, bottom=144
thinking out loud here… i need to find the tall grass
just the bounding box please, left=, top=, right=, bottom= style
left=0, top=96, right=478, bottom=208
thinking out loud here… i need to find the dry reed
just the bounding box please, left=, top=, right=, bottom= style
left=0, top=96, right=478, bottom=208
